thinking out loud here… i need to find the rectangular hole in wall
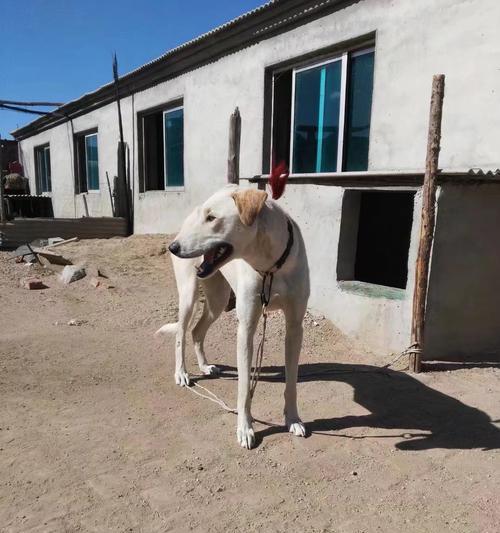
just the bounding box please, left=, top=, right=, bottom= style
left=337, top=190, right=415, bottom=290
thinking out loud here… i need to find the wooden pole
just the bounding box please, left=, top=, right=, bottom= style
left=227, top=107, right=241, bottom=184
left=0, top=135, right=6, bottom=223
left=112, top=53, right=132, bottom=232
left=409, top=74, right=445, bottom=373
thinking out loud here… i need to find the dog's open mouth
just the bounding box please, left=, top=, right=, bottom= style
left=196, top=243, right=233, bottom=279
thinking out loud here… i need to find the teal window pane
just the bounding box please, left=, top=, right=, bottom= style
left=164, top=108, right=184, bottom=187
left=344, top=51, right=374, bottom=171
left=85, top=134, right=99, bottom=190
left=35, top=145, right=51, bottom=193
left=43, top=147, right=51, bottom=192
left=293, top=61, right=341, bottom=173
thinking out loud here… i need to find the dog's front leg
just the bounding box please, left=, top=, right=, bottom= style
left=235, top=299, right=260, bottom=449
left=284, top=307, right=307, bottom=437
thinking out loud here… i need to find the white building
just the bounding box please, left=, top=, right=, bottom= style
left=13, top=0, right=500, bottom=362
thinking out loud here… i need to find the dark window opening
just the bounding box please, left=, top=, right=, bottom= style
left=337, top=191, right=415, bottom=290
left=34, top=144, right=51, bottom=193
left=139, top=102, right=184, bottom=192
left=271, top=70, right=292, bottom=168
left=74, top=129, right=99, bottom=193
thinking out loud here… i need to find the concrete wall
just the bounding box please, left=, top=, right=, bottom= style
left=425, top=185, right=500, bottom=362
left=17, top=0, right=500, bottom=355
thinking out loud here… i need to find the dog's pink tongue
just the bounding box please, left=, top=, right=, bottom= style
left=204, top=249, right=216, bottom=264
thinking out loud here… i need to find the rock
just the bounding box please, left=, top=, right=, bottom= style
left=85, top=264, right=107, bottom=279
left=21, top=277, right=48, bottom=290
left=88, top=276, right=115, bottom=289
left=60, top=265, right=86, bottom=284
left=67, top=319, right=87, bottom=326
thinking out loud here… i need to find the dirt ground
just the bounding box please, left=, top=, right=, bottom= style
left=1, top=235, right=499, bottom=533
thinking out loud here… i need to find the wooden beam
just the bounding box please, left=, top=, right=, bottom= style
left=409, top=74, right=446, bottom=373
left=227, top=107, right=241, bottom=184
left=0, top=100, right=63, bottom=107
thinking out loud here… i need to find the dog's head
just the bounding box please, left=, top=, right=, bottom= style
left=169, top=187, right=268, bottom=279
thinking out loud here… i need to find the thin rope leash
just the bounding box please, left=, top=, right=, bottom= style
left=250, top=272, right=274, bottom=398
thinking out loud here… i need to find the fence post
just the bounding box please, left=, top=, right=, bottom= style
left=227, top=107, right=241, bottom=184
left=409, top=74, right=445, bottom=373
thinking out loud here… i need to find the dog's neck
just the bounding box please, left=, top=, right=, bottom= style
left=241, top=203, right=293, bottom=274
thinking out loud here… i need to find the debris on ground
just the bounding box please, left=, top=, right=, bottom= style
left=20, top=277, right=48, bottom=290
left=12, top=244, right=37, bottom=264
left=33, top=248, right=73, bottom=266
left=60, top=265, right=86, bottom=284
left=67, top=318, right=87, bottom=326
left=46, top=237, right=79, bottom=248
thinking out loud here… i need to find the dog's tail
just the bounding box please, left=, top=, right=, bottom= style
left=155, top=322, right=178, bottom=336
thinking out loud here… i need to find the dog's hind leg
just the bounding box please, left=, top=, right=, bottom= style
left=192, top=272, right=231, bottom=375
left=283, top=304, right=307, bottom=437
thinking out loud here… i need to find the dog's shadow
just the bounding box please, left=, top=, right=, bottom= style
left=206, top=362, right=500, bottom=450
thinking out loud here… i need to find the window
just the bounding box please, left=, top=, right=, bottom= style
left=139, top=102, right=184, bottom=191
left=34, top=144, right=51, bottom=193
left=270, top=47, right=374, bottom=173
left=75, top=130, right=99, bottom=192
left=337, top=191, right=415, bottom=289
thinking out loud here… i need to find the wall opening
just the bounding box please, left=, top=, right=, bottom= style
left=337, top=190, right=415, bottom=290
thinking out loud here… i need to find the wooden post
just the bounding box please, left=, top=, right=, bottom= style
left=0, top=135, right=6, bottom=223
left=113, top=54, right=132, bottom=233
left=227, top=107, right=241, bottom=184
left=409, top=74, right=445, bottom=373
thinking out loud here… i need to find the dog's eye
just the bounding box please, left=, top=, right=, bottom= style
left=206, top=214, right=216, bottom=222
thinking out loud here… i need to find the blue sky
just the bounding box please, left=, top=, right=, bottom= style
left=0, top=0, right=265, bottom=138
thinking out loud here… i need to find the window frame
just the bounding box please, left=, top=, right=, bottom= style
left=137, top=98, right=184, bottom=193
left=74, top=127, right=99, bottom=194
left=84, top=132, right=100, bottom=192
left=289, top=52, right=348, bottom=174
left=34, top=143, right=51, bottom=194
left=162, top=105, right=185, bottom=191
left=267, top=43, right=375, bottom=176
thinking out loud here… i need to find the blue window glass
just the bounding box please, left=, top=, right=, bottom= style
left=164, top=108, right=184, bottom=187
left=344, top=51, right=374, bottom=171
left=292, top=60, right=341, bottom=173
left=85, top=134, right=99, bottom=190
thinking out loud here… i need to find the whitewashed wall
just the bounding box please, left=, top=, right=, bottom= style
left=18, top=0, right=500, bottom=355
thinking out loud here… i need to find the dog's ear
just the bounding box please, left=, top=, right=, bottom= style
left=231, top=189, right=268, bottom=226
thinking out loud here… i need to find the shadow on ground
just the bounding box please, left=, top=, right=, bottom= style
left=206, top=362, right=500, bottom=451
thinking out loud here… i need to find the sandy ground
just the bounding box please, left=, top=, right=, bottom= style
left=1, top=235, right=499, bottom=533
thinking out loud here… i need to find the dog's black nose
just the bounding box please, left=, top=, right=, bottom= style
left=169, top=241, right=181, bottom=256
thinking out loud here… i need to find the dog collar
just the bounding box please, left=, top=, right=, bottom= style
left=261, top=218, right=294, bottom=276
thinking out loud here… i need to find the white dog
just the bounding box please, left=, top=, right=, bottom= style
left=157, top=186, right=310, bottom=449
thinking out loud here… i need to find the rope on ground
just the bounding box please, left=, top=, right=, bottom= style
left=187, top=381, right=236, bottom=413
left=383, top=343, right=422, bottom=370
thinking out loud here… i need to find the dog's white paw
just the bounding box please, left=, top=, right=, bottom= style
left=287, top=420, right=306, bottom=437
left=174, top=370, right=190, bottom=387
left=237, top=425, right=256, bottom=449
left=200, top=364, right=220, bottom=376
